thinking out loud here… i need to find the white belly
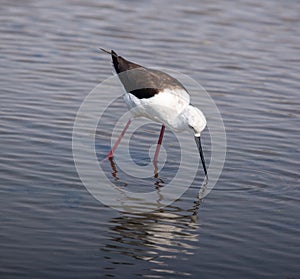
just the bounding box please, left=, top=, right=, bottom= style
left=123, top=88, right=190, bottom=132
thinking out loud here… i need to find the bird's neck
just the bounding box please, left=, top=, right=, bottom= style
left=169, top=106, right=193, bottom=132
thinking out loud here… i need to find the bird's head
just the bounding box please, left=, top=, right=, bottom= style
left=183, top=105, right=208, bottom=178
left=185, top=106, right=207, bottom=137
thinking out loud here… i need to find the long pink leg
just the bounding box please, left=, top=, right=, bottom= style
left=153, top=124, right=165, bottom=163
left=106, top=119, right=132, bottom=159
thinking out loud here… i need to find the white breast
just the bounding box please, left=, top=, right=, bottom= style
left=124, top=88, right=191, bottom=131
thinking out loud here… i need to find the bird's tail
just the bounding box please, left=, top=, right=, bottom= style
left=99, top=48, right=118, bottom=58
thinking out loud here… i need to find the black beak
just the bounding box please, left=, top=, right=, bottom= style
left=194, top=136, right=208, bottom=178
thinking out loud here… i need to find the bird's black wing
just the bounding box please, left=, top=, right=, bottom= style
left=111, top=50, right=187, bottom=99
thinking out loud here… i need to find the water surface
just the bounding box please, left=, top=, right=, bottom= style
left=0, top=0, right=299, bottom=278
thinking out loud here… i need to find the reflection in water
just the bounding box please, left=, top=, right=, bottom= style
left=108, top=157, right=120, bottom=181
left=103, top=152, right=202, bottom=277
left=102, top=193, right=201, bottom=277
left=107, top=156, right=165, bottom=187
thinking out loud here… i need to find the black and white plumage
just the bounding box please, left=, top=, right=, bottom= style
left=101, top=49, right=208, bottom=177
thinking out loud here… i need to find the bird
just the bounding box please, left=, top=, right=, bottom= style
left=100, top=48, right=208, bottom=178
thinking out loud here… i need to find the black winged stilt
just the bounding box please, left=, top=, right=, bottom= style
left=100, top=49, right=208, bottom=178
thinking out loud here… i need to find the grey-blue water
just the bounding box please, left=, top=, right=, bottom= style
left=1, top=0, right=299, bottom=278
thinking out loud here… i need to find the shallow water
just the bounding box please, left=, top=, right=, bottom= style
left=1, top=0, right=299, bottom=278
